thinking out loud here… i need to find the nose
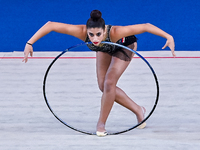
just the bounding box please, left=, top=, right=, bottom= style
left=92, top=35, right=99, bottom=41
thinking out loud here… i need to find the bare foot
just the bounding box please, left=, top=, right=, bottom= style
left=96, top=122, right=106, bottom=132
left=136, top=106, right=146, bottom=129
left=136, top=106, right=146, bottom=123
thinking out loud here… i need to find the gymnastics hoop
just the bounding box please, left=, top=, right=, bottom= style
left=43, top=42, right=159, bottom=135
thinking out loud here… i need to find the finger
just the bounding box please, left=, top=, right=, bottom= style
left=172, top=52, right=176, bottom=57
left=169, top=47, right=176, bottom=57
left=30, top=51, right=33, bottom=57
left=23, top=52, right=29, bottom=63
left=162, top=43, right=167, bottom=49
left=22, top=58, right=26, bottom=63
left=22, top=57, right=28, bottom=63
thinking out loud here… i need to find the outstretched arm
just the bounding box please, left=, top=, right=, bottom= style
left=23, top=21, right=87, bottom=63
left=111, top=23, right=176, bottom=57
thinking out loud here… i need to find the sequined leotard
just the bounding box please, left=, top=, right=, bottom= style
left=85, top=25, right=137, bottom=61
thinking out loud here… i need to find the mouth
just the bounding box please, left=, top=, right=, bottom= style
left=93, top=42, right=99, bottom=45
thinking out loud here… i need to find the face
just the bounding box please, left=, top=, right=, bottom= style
left=87, top=28, right=106, bottom=46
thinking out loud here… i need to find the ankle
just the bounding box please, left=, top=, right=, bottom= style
left=136, top=106, right=146, bottom=123
left=96, top=122, right=106, bottom=132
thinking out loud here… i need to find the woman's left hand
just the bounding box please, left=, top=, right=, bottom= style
left=162, top=35, right=176, bottom=57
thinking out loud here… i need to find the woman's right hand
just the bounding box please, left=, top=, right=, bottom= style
left=162, top=35, right=176, bottom=57
left=23, top=44, right=33, bottom=63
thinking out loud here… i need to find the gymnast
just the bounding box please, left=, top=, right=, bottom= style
left=23, top=10, right=175, bottom=136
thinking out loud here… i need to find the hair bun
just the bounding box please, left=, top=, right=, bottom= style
left=90, top=10, right=102, bottom=21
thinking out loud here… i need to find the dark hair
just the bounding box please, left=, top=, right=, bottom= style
left=86, top=10, right=105, bottom=30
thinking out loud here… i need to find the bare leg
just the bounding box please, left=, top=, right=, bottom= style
left=115, top=87, right=145, bottom=123
left=97, top=55, right=128, bottom=132
left=96, top=42, right=145, bottom=132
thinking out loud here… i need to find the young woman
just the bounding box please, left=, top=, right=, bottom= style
left=23, top=10, right=175, bottom=136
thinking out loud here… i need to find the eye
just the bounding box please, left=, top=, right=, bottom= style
left=89, top=33, right=94, bottom=37
left=96, top=32, right=102, bottom=37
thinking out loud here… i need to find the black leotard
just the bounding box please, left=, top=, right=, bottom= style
left=85, top=25, right=137, bottom=61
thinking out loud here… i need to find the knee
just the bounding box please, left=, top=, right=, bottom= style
left=103, top=78, right=115, bottom=93
left=98, top=83, right=104, bottom=92
left=97, top=78, right=104, bottom=92
left=98, top=78, right=114, bottom=92
left=133, top=42, right=137, bottom=51
left=128, top=42, right=137, bottom=51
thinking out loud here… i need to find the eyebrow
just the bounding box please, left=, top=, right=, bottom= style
left=88, top=32, right=102, bottom=35
left=88, top=32, right=94, bottom=36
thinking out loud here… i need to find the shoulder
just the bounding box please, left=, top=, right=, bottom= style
left=64, top=24, right=87, bottom=41
left=110, top=24, right=151, bottom=42
left=49, top=22, right=87, bottom=41
left=77, top=25, right=87, bottom=40
left=109, top=25, right=124, bottom=42
left=110, top=25, right=134, bottom=42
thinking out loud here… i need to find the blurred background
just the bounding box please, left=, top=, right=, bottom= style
left=0, top=0, right=199, bottom=52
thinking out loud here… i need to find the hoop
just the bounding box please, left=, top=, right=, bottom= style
left=43, top=42, right=159, bottom=135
